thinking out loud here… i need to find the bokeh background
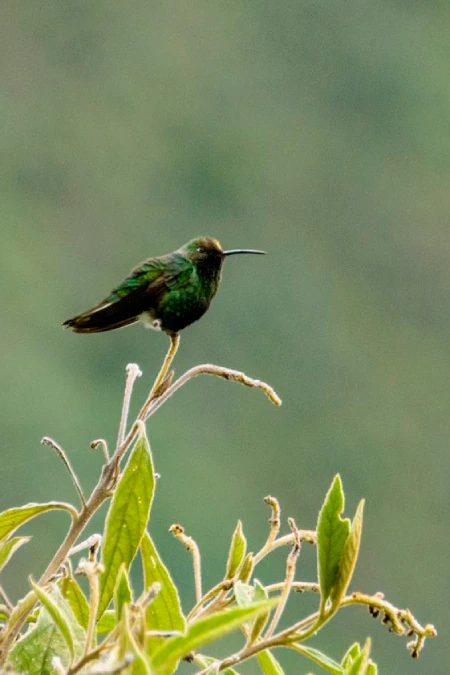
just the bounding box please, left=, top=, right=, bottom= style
left=1, top=2, right=448, bottom=673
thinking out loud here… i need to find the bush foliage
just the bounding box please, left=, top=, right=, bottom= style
left=0, top=345, right=436, bottom=673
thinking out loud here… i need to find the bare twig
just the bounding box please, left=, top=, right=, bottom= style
left=266, top=581, right=319, bottom=594
left=0, top=586, right=13, bottom=612
left=41, top=437, right=86, bottom=508
left=265, top=518, right=301, bottom=638
left=170, top=524, right=202, bottom=604
left=253, top=496, right=281, bottom=564
left=91, top=439, right=110, bottom=463
left=76, top=558, right=103, bottom=656
left=187, top=580, right=234, bottom=622
left=68, top=534, right=102, bottom=559
left=146, top=363, right=282, bottom=421
left=116, top=363, right=142, bottom=451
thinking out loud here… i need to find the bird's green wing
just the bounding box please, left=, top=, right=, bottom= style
left=106, top=253, right=195, bottom=301
left=63, top=253, right=196, bottom=333
left=106, top=258, right=166, bottom=301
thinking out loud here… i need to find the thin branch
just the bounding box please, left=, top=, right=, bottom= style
left=265, top=518, right=301, bottom=638
left=341, top=592, right=437, bottom=657
left=68, top=534, right=102, bottom=559
left=76, top=558, right=102, bottom=656
left=253, top=496, right=281, bottom=564
left=0, top=586, right=13, bottom=611
left=187, top=580, right=234, bottom=622
left=266, top=581, right=319, bottom=594
left=91, top=439, right=110, bottom=463
left=41, top=437, right=86, bottom=508
left=116, top=363, right=142, bottom=451
left=146, top=363, right=282, bottom=421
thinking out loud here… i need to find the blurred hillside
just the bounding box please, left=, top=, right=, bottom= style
left=1, top=2, right=448, bottom=672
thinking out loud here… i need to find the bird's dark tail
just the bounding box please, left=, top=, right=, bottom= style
left=63, top=301, right=140, bottom=333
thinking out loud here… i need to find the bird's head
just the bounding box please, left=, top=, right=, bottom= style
left=183, top=236, right=265, bottom=269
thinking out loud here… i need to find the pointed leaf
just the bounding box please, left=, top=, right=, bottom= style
left=238, top=552, right=254, bottom=583
left=292, top=644, right=343, bottom=674
left=151, top=600, right=276, bottom=674
left=331, top=501, right=364, bottom=609
left=343, top=638, right=372, bottom=675
left=257, top=649, right=285, bottom=674
left=317, top=475, right=350, bottom=606
left=0, top=502, right=75, bottom=542
left=29, top=580, right=82, bottom=660
left=140, top=531, right=185, bottom=655
left=6, top=590, right=37, bottom=637
left=61, top=576, right=89, bottom=630
left=115, top=563, right=132, bottom=620
left=341, top=642, right=361, bottom=668
left=98, top=430, right=155, bottom=617
left=250, top=581, right=270, bottom=643
left=225, top=521, right=247, bottom=579
left=0, top=536, right=31, bottom=573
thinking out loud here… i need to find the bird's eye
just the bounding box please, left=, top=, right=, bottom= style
left=197, top=246, right=205, bottom=253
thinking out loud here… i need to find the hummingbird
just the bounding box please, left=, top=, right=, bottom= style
left=63, top=236, right=265, bottom=336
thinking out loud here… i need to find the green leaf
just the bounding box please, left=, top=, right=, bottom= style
left=60, top=576, right=89, bottom=630
left=341, top=642, right=361, bottom=667
left=250, top=580, right=270, bottom=643
left=0, top=536, right=30, bottom=572
left=330, top=500, right=364, bottom=609
left=151, top=601, right=276, bottom=674
left=9, top=586, right=85, bottom=673
left=225, top=520, right=247, bottom=579
left=234, top=580, right=254, bottom=608
left=29, top=580, right=82, bottom=660
left=115, top=563, right=132, bottom=620
left=257, top=649, right=285, bottom=674
left=9, top=607, right=71, bottom=673
left=343, top=638, right=372, bottom=675
left=97, top=610, right=117, bottom=635
left=98, top=429, right=155, bottom=618
left=140, top=531, right=185, bottom=655
left=317, top=475, right=350, bottom=607
left=0, top=502, right=75, bottom=542
left=292, top=644, right=343, bottom=674
left=238, top=552, right=254, bottom=583
left=6, top=590, right=37, bottom=637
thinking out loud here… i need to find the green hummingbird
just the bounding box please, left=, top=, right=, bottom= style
left=63, top=236, right=265, bottom=336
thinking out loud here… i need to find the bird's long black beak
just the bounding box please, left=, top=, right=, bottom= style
left=223, top=248, right=266, bottom=256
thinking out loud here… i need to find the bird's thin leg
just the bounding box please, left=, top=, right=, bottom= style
left=148, top=333, right=180, bottom=402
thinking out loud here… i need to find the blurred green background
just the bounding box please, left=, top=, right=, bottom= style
left=1, top=1, right=448, bottom=672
